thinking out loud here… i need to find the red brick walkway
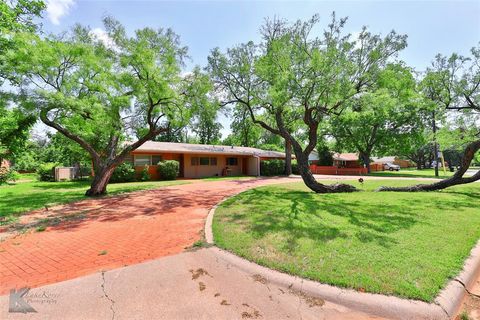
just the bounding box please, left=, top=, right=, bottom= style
left=0, top=177, right=298, bottom=295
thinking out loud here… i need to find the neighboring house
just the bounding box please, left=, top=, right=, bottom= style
left=308, top=150, right=319, bottom=164
left=332, top=153, right=362, bottom=168
left=372, top=156, right=413, bottom=168
left=127, top=141, right=286, bottom=179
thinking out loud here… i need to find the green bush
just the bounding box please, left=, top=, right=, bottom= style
left=12, top=152, right=39, bottom=172
left=37, top=162, right=58, bottom=181
left=0, top=167, right=19, bottom=185
left=110, top=162, right=136, bottom=183
left=158, top=160, right=179, bottom=180
left=140, top=165, right=151, bottom=181
left=317, top=146, right=334, bottom=166
left=260, top=159, right=285, bottom=176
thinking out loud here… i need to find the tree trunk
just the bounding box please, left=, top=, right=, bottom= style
left=284, top=139, right=292, bottom=176
left=416, top=159, right=422, bottom=170
left=378, top=139, right=480, bottom=192
left=295, top=148, right=358, bottom=193
left=85, top=165, right=116, bottom=196
left=360, top=151, right=371, bottom=174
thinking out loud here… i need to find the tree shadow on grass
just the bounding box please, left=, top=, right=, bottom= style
left=221, top=188, right=430, bottom=248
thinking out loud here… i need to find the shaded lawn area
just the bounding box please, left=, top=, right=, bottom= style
left=0, top=178, right=189, bottom=223
left=368, top=168, right=459, bottom=179
left=213, top=179, right=480, bottom=302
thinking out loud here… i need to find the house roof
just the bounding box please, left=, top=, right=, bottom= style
left=372, top=156, right=396, bottom=163
left=332, top=153, right=359, bottom=161
left=308, top=150, right=319, bottom=161
left=132, top=141, right=286, bottom=158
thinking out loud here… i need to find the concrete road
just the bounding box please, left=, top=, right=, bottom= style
left=0, top=247, right=384, bottom=320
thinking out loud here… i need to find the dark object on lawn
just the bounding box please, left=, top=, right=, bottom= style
left=358, top=178, right=364, bottom=185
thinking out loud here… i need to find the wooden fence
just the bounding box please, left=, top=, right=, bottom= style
left=309, top=165, right=368, bottom=175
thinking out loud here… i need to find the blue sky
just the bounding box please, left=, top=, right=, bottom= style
left=40, top=0, right=480, bottom=138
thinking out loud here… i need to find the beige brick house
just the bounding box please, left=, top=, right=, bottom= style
left=126, top=141, right=286, bottom=179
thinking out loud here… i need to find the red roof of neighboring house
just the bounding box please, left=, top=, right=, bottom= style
left=332, top=153, right=359, bottom=161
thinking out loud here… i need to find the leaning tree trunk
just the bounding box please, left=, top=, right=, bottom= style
left=378, top=139, right=480, bottom=192
left=295, top=148, right=358, bottom=193
left=85, top=165, right=116, bottom=196
left=284, top=139, right=292, bottom=176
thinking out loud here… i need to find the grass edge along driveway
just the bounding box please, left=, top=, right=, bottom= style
left=212, top=179, right=480, bottom=302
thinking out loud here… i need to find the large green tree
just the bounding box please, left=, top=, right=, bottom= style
left=6, top=18, right=198, bottom=195
left=209, top=14, right=407, bottom=193
left=330, top=64, right=421, bottom=172
left=379, top=44, right=480, bottom=191
left=189, top=69, right=223, bottom=144
left=0, top=0, right=45, bottom=166
left=227, top=104, right=262, bottom=147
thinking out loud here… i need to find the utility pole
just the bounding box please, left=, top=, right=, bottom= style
left=432, top=110, right=439, bottom=177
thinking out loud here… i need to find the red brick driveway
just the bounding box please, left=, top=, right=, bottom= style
left=0, top=177, right=299, bottom=295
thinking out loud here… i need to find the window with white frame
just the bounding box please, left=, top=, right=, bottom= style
left=134, top=155, right=151, bottom=166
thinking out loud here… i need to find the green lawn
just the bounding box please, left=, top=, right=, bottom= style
left=0, top=177, right=189, bottom=224
left=213, top=179, right=480, bottom=302
left=369, top=168, right=458, bottom=179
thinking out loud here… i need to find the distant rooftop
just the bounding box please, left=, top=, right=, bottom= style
left=372, top=156, right=397, bottom=163
left=332, top=153, right=359, bottom=161
left=132, top=141, right=286, bottom=158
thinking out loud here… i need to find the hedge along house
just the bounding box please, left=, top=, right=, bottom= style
left=125, top=141, right=287, bottom=179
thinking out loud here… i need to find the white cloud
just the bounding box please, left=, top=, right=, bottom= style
left=46, top=0, right=76, bottom=25
left=89, top=28, right=116, bottom=49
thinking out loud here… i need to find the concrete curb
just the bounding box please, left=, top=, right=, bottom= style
left=204, top=191, right=480, bottom=320
left=435, top=240, right=480, bottom=318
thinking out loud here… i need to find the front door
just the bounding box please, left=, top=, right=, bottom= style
left=242, top=157, right=248, bottom=175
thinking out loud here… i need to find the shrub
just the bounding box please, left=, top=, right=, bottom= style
left=317, top=146, right=334, bottom=166
left=37, top=162, right=58, bottom=181
left=260, top=159, right=285, bottom=176
left=0, top=167, right=19, bottom=185
left=140, top=165, right=151, bottom=181
left=110, top=162, right=136, bottom=183
left=158, top=160, right=179, bottom=180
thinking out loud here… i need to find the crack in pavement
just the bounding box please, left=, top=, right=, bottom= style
left=454, top=278, right=480, bottom=298
left=101, top=271, right=116, bottom=320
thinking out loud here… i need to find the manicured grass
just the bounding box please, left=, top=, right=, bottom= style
left=0, top=177, right=189, bottom=223
left=369, top=168, right=458, bottom=179
left=213, top=179, right=480, bottom=302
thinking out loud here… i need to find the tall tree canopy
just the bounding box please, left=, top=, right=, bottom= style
left=330, top=63, right=421, bottom=172
left=379, top=44, right=480, bottom=191
left=208, top=14, right=407, bottom=193
left=0, top=0, right=45, bottom=166
left=189, top=69, right=223, bottom=144
left=6, top=17, right=199, bottom=195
